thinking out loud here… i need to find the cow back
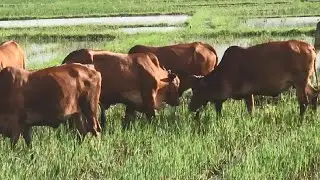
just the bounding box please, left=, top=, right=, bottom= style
left=0, top=41, right=25, bottom=70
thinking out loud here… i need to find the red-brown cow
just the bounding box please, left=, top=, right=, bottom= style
left=0, top=40, right=25, bottom=70
left=62, top=49, right=180, bottom=129
left=128, top=42, right=218, bottom=96
left=189, top=40, right=318, bottom=117
left=0, top=63, right=102, bottom=147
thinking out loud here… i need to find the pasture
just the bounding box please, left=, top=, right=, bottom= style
left=0, top=0, right=320, bottom=179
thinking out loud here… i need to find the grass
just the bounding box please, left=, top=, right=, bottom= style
left=1, top=0, right=320, bottom=179
left=2, top=91, right=320, bottom=179
left=0, top=5, right=319, bottom=41
left=0, top=33, right=315, bottom=179
left=0, top=0, right=319, bottom=20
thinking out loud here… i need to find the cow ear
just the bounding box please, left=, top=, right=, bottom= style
left=160, top=71, right=177, bottom=83
left=168, top=72, right=177, bottom=82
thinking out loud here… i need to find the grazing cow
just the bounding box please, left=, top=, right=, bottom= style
left=0, top=63, right=102, bottom=147
left=189, top=40, right=319, bottom=117
left=128, top=42, right=218, bottom=96
left=0, top=40, right=25, bottom=70
left=62, top=49, right=180, bottom=129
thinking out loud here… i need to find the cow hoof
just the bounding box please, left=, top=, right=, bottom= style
left=94, top=131, right=101, bottom=138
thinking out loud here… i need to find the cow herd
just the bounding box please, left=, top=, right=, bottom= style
left=0, top=39, right=318, bottom=148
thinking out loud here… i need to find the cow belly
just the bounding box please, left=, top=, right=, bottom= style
left=25, top=112, right=68, bottom=127
left=122, top=90, right=143, bottom=107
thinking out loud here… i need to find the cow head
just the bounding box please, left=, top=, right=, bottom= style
left=161, top=70, right=180, bottom=106
left=189, top=77, right=210, bottom=112
left=175, top=70, right=204, bottom=96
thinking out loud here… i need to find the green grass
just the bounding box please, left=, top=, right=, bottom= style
left=0, top=5, right=318, bottom=41
left=0, top=33, right=314, bottom=179
left=1, top=0, right=320, bottom=179
left=2, top=91, right=320, bottom=179
left=0, top=0, right=319, bottom=20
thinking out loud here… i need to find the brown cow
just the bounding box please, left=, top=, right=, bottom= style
left=62, top=49, right=180, bottom=129
left=0, top=40, right=25, bottom=70
left=128, top=42, right=218, bottom=96
left=189, top=40, right=319, bottom=117
left=0, top=63, right=102, bottom=147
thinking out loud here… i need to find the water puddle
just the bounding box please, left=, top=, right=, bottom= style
left=120, top=26, right=183, bottom=34
left=245, top=16, right=320, bottom=28
left=0, top=15, right=189, bottom=28
left=20, top=36, right=320, bottom=69
left=22, top=40, right=106, bottom=68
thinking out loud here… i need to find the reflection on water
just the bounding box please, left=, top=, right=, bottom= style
left=245, top=16, right=320, bottom=28
left=120, top=26, right=183, bottom=34
left=21, top=40, right=107, bottom=69
left=0, top=15, right=189, bottom=28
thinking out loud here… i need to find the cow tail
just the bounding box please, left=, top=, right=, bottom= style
left=23, top=56, right=26, bottom=69
left=315, top=56, right=319, bottom=89
left=99, top=102, right=107, bottom=130
left=203, top=43, right=219, bottom=68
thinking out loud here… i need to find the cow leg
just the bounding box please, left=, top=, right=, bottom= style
left=293, top=76, right=309, bottom=117
left=122, top=106, right=136, bottom=130
left=79, top=96, right=101, bottom=137
left=145, top=109, right=156, bottom=121
left=244, top=94, right=255, bottom=116
left=214, top=100, right=223, bottom=117
left=10, top=130, right=21, bottom=149
left=306, top=82, right=319, bottom=111
left=73, top=113, right=87, bottom=142
left=17, top=112, right=32, bottom=148
left=22, top=126, right=32, bottom=148
left=140, top=88, right=156, bottom=123
left=99, top=103, right=107, bottom=130
left=195, top=110, right=201, bottom=119
left=10, top=117, right=22, bottom=149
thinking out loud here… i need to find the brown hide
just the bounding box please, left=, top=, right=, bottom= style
left=0, top=63, right=102, bottom=147
left=62, top=49, right=180, bottom=129
left=128, top=42, right=218, bottom=95
left=189, top=40, right=318, bottom=117
left=0, top=40, right=25, bottom=70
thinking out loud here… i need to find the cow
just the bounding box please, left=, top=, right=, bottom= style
left=0, top=63, right=102, bottom=148
left=62, top=49, right=180, bottom=129
left=0, top=40, right=25, bottom=70
left=189, top=40, right=319, bottom=117
left=128, top=42, right=218, bottom=96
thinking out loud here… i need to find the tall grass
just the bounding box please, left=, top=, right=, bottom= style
left=0, top=34, right=315, bottom=179
left=1, top=92, right=319, bottom=179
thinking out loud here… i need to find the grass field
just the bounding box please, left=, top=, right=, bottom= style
left=0, top=0, right=320, bottom=20
left=1, top=0, right=320, bottom=179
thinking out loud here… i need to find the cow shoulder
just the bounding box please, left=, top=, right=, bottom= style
left=62, top=48, right=93, bottom=64
left=128, top=45, right=146, bottom=54
left=134, top=54, right=159, bottom=87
